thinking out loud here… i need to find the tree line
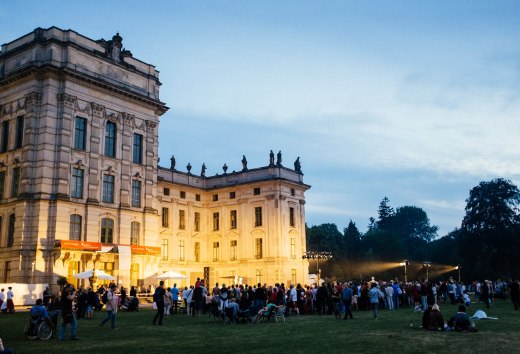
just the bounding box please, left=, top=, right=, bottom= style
left=306, top=178, right=520, bottom=282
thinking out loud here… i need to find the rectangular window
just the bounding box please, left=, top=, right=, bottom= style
left=74, top=117, right=87, bottom=150
left=4, top=261, right=11, bottom=283
left=0, top=217, right=3, bottom=246
left=291, top=188, right=295, bottom=196
left=15, top=116, right=24, bottom=149
left=179, top=210, right=185, bottom=229
left=11, top=167, right=20, bottom=197
left=194, top=242, right=200, bottom=262
left=0, top=171, right=5, bottom=199
left=180, top=191, right=186, bottom=199
left=195, top=194, right=201, bottom=201
left=291, top=238, right=296, bottom=259
left=130, top=221, right=140, bottom=245
left=102, top=174, right=115, bottom=203
left=179, top=240, right=185, bottom=261
left=230, top=210, right=237, bottom=229
left=229, top=191, right=235, bottom=199
left=104, top=122, right=116, bottom=157
left=230, top=240, right=237, bottom=261
left=162, top=239, right=168, bottom=260
left=162, top=207, right=169, bottom=227
left=131, top=180, right=141, bottom=207
left=255, top=206, right=262, bottom=227
left=133, top=133, right=143, bottom=164
left=69, top=214, right=82, bottom=241
left=291, top=269, right=297, bottom=285
left=7, top=214, right=15, bottom=247
left=213, top=212, right=219, bottom=231
left=255, top=238, right=263, bottom=259
left=254, top=187, right=260, bottom=195
left=256, top=269, right=263, bottom=285
left=212, top=242, right=220, bottom=262
left=100, top=218, right=114, bottom=244
left=212, top=194, right=218, bottom=201
left=194, top=212, right=200, bottom=232
left=163, top=188, right=170, bottom=196
left=290, top=207, right=295, bottom=227
left=1, top=121, right=9, bottom=152
left=71, top=168, right=84, bottom=198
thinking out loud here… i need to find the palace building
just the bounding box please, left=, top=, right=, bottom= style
left=0, top=27, right=310, bottom=292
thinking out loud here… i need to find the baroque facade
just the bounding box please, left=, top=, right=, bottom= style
left=0, top=27, right=310, bottom=291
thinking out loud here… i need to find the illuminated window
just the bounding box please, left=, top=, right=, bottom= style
left=230, top=210, right=237, bottom=229
left=212, top=242, right=220, bottom=262
left=179, top=210, right=185, bottom=229
left=69, top=214, right=82, bottom=241
left=256, top=269, right=263, bottom=284
left=130, top=221, right=140, bottom=245
left=179, top=240, right=185, bottom=261
left=290, top=207, right=295, bottom=227
left=255, top=207, right=262, bottom=227
left=194, top=212, right=200, bottom=232
left=230, top=240, right=237, bottom=261
left=162, top=239, right=168, bottom=260
left=213, top=212, right=219, bottom=231
left=255, top=238, right=263, bottom=259
left=104, top=121, right=116, bottom=157
left=101, top=218, right=114, bottom=244
left=291, top=238, right=296, bottom=259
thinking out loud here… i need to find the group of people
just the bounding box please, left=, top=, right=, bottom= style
left=0, top=287, right=15, bottom=313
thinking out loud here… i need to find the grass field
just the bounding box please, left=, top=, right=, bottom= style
left=1, top=299, right=519, bottom=354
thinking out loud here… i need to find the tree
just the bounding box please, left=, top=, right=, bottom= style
left=376, top=197, right=394, bottom=230
left=344, top=220, right=362, bottom=258
left=392, top=206, right=438, bottom=242
left=462, top=178, right=520, bottom=233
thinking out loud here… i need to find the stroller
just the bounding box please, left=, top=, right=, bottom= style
left=121, top=296, right=139, bottom=312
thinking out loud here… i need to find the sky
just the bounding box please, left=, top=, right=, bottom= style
left=1, top=1, right=520, bottom=237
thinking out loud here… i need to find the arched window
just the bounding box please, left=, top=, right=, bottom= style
left=101, top=218, right=114, bottom=244
left=130, top=221, right=140, bottom=245
left=69, top=214, right=82, bottom=240
left=104, top=121, right=116, bottom=157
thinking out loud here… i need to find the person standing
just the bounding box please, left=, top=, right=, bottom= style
left=170, top=284, right=179, bottom=314
left=5, top=287, right=14, bottom=313
left=341, top=282, right=353, bottom=320
left=0, top=289, right=5, bottom=312
left=59, top=284, right=79, bottom=341
left=369, top=283, right=384, bottom=319
left=152, top=281, right=166, bottom=325
left=508, top=279, right=520, bottom=311
left=99, top=283, right=118, bottom=329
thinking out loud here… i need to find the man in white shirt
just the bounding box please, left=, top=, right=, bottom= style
left=288, top=285, right=300, bottom=316
left=99, top=283, right=118, bottom=330
left=6, top=287, right=14, bottom=313
left=0, top=289, right=5, bottom=312
left=385, top=283, right=394, bottom=310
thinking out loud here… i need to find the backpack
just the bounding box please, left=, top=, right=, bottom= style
left=101, top=291, right=108, bottom=305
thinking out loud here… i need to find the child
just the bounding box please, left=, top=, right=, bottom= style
left=462, top=291, right=471, bottom=307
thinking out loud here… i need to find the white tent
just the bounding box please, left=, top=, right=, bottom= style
left=157, top=271, right=187, bottom=279
left=73, top=269, right=115, bottom=280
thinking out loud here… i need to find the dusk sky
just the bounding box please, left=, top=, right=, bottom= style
left=2, top=1, right=519, bottom=237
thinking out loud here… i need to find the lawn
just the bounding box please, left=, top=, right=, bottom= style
left=1, top=300, right=519, bottom=354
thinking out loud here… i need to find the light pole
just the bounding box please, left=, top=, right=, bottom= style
left=302, top=251, right=333, bottom=285
left=399, top=260, right=409, bottom=282
left=455, top=265, right=461, bottom=283
left=423, top=261, right=431, bottom=281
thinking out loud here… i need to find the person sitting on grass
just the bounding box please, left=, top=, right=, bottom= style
left=427, top=304, right=445, bottom=331
left=447, top=305, right=477, bottom=332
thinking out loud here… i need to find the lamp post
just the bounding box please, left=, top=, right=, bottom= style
left=423, top=261, right=431, bottom=281
left=399, top=260, right=409, bottom=283
left=455, top=265, right=461, bottom=283
left=302, top=251, right=333, bottom=285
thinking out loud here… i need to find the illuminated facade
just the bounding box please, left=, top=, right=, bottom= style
left=0, top=27, right=310, bottom=291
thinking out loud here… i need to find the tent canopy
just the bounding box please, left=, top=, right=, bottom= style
left=73, top=269, right=115, bottom=280
left=157, top=270, right=187, bottom=279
